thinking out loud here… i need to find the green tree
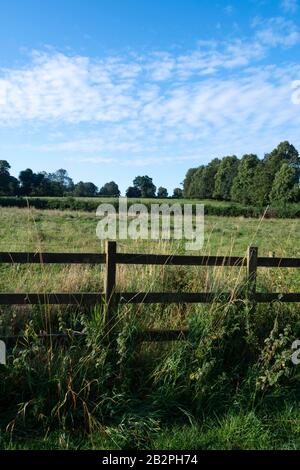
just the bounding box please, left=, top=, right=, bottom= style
left=99, top=181, right=120, bottom=197
left=213, top=156, right=239, bottom=200
left=133, top=175, right=156, bottom=198
left=47, top=169, right=74, bottom=194
left=261, top=141, right=300, bottom=198
left=202, top=158, right=221, bottom=199
left=187, top=159, right=221, bottom=199
left=265, top=141, right=300, bottom=176
left=230, top=154, right=259, bottom=204
left=19, top=169, right=48, bottom=196
left=183, top=168, right=197, bottom=198
left=172, top=187, right=183, bottom=198
left=188, top=166, right=205, bottom=198
left=251, top=161, right=271, bottom=207
left=269, top=163, right=300, bottom=204
left=157, top=186, right=168, bottom=198
left=0, top=161, right=19, bottom=195
left=73, top=182, right=98, bottom=197
left=126, top=186, right=142, bottom=198
left=6, top=176, right=19, bottom=196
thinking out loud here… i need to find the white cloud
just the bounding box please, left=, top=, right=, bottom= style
left=0, top=18, right=298, bottom=127
left=281, top=0, right=298, bottom=13
left=254, top=17, right=300, bottom=47
left=0, top=52, right=141, bottom=125
left=1, top=20, right=300, bottom=167
left=72, top=155, right=201, bottom=166
left=30, top=63, right=300, bottom=167
left=224, top=5, right=235, bottom=15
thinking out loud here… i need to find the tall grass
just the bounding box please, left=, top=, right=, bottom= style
left=1, top=207, right=300, bottom=449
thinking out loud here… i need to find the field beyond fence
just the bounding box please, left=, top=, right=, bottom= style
left=2, top=196, right=300, bottom=218
left=1, top=241, right=300, bottom=348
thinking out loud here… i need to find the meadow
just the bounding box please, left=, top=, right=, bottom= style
left=1, top=206, right=300, bottom=449
left=2, top=195, right=300, bottom=218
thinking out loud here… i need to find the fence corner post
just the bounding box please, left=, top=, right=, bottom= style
left=246, top=245, right=258, bottom=304
left=104, top=240, right=117, bottom=346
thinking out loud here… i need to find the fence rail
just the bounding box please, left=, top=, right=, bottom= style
left=1, top=250, right=300, bottom=267
left=0, top=242, right=300, bottom=345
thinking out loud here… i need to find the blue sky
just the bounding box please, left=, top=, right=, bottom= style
left=1, top=0, right=300, bottom=193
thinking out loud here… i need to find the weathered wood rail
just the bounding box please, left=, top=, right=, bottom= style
left=0, top=242, right=300, bottom=345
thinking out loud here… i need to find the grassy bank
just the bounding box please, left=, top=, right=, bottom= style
left=2, top=409, right=300, bottom=450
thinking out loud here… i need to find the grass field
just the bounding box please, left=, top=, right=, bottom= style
left=2, top=195, right=300, bottom=218
left=1, top=207, right=300, bottom=450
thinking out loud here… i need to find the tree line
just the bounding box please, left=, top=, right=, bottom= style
left=0, top=164, right=122, bottom=197
left=0, top=141, right=299, bottom=204
left=0, top=162, right=183, bottom=198
left=183, top=141, right=300, bottom=206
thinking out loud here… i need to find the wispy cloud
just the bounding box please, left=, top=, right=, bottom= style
left=281, top=0, right=298, bottom=13
left=254, top=16, right=300, bottom=47
left=0, top=41, right=268, bottom=127
left=0, top=52, right=142, bottom=124
left=70, top=155, right=201, bottom=166
left=36, top=63, right=300, bottom=165
left=224, top=5, right=235, bottom=15
left=1, top=16, right=300, bottom=166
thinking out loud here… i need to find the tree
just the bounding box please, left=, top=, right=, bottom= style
left=269, top=163, right=300, bottom=204
left=186, top=159, right=221, bottom=199
left=265, top=141, right=300, bottom=176
left=213, top=156, right=239, bottom=200
left=230, top=154, right=259, bottom=204
left=157, top=186, right=168, bottom=198
left=133, top=175, right=156, bottom=198
left=125, top=186, right=141, bottom=198
left=0, top=160, right=11, bottom=184
left=187, top=166, right=205, bottom=198
left=47, top=169, right=74, bottom=194
left=6, top=176, right=19, bottom=196
left=19, top=169, right=36, bottom=195
left=202, top=158, right=221, bottom=199
left=19, top=169, right=53, bottom=196
left=99, top=181, right=120, bottom=197
left=73, top=181, right=98, bottom=197
left=183, top=168, right=197, bottom=198
left=0, top=160, right=19, bottom=195
left=261, top=141, right=300, bottom=199
left=172, top=187, right=183, bottom=198
left=251, top=161, right=271, bottom=207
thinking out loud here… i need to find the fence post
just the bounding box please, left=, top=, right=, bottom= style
left=104, top=240, right=117, bottom=345
left=246, top=245, right=258, bottom=303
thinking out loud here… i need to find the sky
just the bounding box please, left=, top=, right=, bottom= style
left=1, top=0, right=300, bottom=194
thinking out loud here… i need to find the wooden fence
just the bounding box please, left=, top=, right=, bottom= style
left=1, top=241, right=300, bottom=345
